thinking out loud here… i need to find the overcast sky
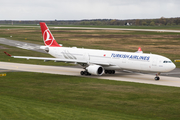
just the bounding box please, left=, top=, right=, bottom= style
left=0, top=0, right=180, bottom=20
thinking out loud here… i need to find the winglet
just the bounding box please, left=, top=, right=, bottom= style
left=136, top=47, right=143, bottom=53
left=4, top=51, right=12, bottom=57
left=138, top=47, right=142, bottom=52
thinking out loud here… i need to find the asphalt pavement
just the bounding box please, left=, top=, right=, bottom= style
left=0, top=38, right=46, bottom=53
left=0, top=62, right=179, bottom=87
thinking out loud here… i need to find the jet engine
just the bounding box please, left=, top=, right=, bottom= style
left=86, top=65, right=104, bottom=75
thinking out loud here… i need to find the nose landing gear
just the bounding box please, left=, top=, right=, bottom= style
left=154, top=73, right=160, bottom=80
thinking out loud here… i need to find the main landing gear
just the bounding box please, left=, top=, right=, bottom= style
left=154, top=73, right=160, bottom=80
left=80, top=71, right=91, bottom=76
left=105, top=70, right=115, bottom=74
left=80, top=70, right=116, bottom=76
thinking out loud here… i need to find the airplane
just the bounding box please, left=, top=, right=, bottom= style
left=4, top=22, right=176, bottom=80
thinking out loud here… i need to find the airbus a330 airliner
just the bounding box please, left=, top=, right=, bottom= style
left=4, top=22, right=176, bottom=80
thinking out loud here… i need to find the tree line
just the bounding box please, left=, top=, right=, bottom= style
left=0, top=17, right=180, bottom=26
left=79, top=17, right=180, bottom=26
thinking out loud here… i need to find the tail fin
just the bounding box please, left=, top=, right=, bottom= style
left=40, top=22, right=61, bottom=47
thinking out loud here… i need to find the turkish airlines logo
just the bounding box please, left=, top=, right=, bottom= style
left=43, top=29, right=54, bottom=46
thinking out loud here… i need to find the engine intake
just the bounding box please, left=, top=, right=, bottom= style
left=86, top=65, right=104, bottom=75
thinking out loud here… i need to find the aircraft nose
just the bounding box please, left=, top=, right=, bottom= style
left=170, top=63, right=176, bottom=71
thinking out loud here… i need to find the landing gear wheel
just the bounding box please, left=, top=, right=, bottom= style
left=84, top=71, right=88, bottom=75
left=155, top=73, right=161, bottom=81
left=80, top=70, right=91, bottom=76
left=154, top=77, right=160, bottom=81
left=105, top=70, right=108, bottom=74
left=105, top=70, right=115, bottom=74
left=80, top=71, right=84, bottom=75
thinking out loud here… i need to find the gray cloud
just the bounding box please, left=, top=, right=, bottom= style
left=0, top=0, right=179, bottom=20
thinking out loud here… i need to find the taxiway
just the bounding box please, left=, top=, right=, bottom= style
left=0, top=38, right=45, bottom=53
left=53, top=27, right=180, bottom=33
left=0, top=62, right=179, bottom=87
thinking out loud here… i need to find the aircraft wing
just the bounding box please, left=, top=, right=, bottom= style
left=4, top=52, right=111, bottom=66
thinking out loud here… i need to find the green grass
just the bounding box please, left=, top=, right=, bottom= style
left=0, top=25, right=180, bottom=119
left=0, top=95, right=142, bottom=120
left=1, top=72, right=180, bottom=119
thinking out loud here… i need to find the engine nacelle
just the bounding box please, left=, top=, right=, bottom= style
left=86, top=65, right=104, bottom=75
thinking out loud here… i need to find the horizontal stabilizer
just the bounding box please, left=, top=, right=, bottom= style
left=4, top=51, right=12, bottom=57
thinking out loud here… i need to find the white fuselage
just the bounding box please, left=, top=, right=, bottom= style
left=48, top=47, right=176, bottom=73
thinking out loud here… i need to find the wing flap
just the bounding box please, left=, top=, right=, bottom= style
left=12, top=56, right=87, bottom=63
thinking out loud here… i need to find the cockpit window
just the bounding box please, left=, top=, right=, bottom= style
left=163, top=61, right=172, bottom=63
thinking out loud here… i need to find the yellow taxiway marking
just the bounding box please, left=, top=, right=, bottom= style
left=175, top=60, right=180, bottom=62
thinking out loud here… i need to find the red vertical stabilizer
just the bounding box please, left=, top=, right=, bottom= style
left=40, top=22, right=61, bottom=47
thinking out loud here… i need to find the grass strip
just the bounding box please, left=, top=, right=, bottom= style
left=0, top=72, right=180, bottom=119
